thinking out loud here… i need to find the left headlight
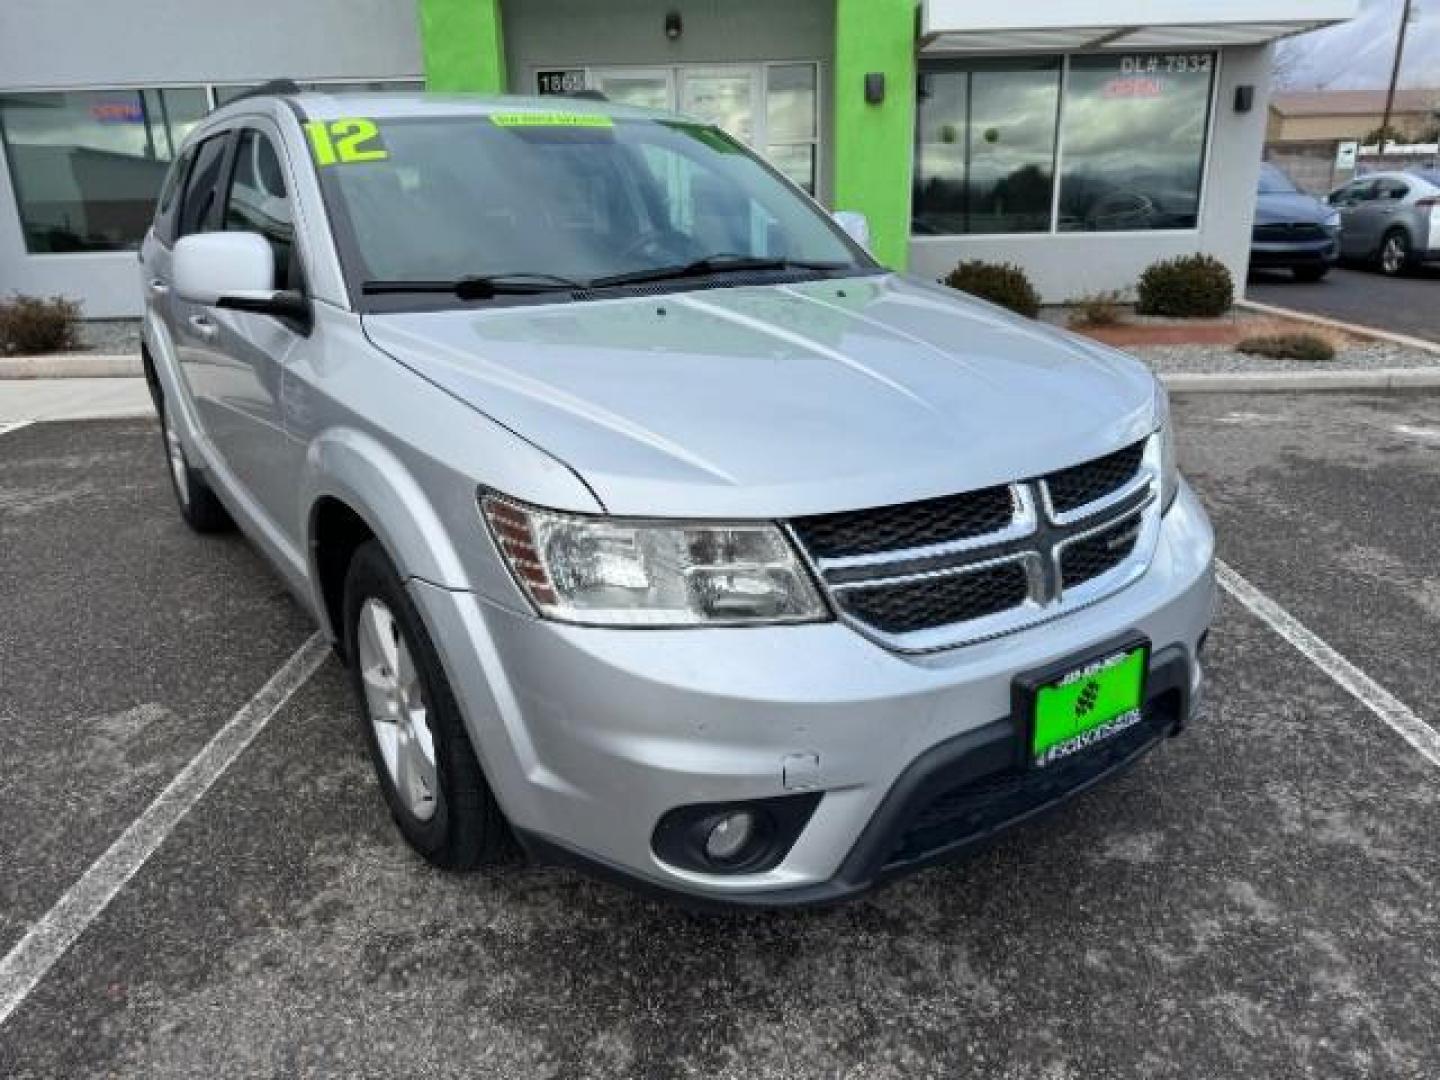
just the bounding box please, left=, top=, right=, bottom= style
left=482, top=494, right=829, bottom=627
left=1154, top=380, right=1179, bottom=512
left=1324, top=208, right=1342, bottom=231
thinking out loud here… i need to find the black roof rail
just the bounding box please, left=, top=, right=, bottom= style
left=223, top=79, right=303, bottom=105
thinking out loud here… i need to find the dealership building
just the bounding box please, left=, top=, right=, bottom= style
left=0, top=0, right=1355, bottom=319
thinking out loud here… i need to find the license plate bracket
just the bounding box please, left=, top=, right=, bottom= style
left=1014, top=635, right=1151, bottom=769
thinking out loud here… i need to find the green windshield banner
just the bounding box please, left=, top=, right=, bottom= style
left=490, top=112, right=613, bottom=129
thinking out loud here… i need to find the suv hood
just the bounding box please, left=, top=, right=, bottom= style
left=363, top=275, right=1159, bottom=518
left=1256, top=191, right=1332, bottom=225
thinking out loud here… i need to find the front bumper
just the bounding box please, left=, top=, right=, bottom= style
left=411, top=482, right=1216, bottom=908
left=1249, top=237, right=1339, bottom=268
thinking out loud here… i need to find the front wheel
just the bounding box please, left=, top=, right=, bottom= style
left=343, top=540, right=513, bottom=870
left=159, top=397, right=232, bottom=533
left=1378, top=230, right=1412, bottom=276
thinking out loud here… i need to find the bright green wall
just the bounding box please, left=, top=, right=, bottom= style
left=833, top=0, right=917, bottom=269
left=420, top=0, right=507, bottom=93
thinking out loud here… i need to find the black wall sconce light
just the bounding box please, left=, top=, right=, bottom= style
left=865, top=72, right=885, bottom=105
left=665, top=10, right=682, bottom=40
left=1234, top=85, right=1254, bottom=113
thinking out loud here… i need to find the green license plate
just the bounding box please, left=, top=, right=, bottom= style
left=1029, top=644, right=1149, bottom=767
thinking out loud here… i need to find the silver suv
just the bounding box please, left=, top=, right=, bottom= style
left=140, top=88, right=1215, bottom=908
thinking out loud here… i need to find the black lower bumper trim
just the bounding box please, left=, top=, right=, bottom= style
left=517, top=644, right=1196, bottom=912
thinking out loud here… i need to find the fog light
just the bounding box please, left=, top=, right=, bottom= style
left=705, top=812, right=756, bottom=863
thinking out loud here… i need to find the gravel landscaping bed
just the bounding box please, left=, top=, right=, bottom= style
left=75, top=318, right=141, bottom=355
left=1128, top=340, right=1440, bottom=375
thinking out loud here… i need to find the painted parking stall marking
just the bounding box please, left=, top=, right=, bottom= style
left=0, top=421, right=35, bottom=437
left=0, top=634, right=330, bottom=1029
left=1217, top=560, right=1440, bottom=770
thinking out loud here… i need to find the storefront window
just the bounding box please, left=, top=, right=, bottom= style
left=913, top=60, right=1061, bottom=235
left=913, top=52, right=1215, bottom=236
left=0, top=88, right=208, bottom=252
left=1057, top=54, right=1214, bottom=232
left=766, top=64, right=818, bottom=195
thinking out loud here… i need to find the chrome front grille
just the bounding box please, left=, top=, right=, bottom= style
left=1254, top=222, right=1328, bottom=242
left=791, top=484, right=1017, bottom=559
left=789, top=436, right=1161, bottom=652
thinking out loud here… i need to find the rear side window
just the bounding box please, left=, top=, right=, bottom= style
left=223, top=129, right=297, bottom=291
left=177, top=134, right=231, bottom=238
left=152, top=147, right=194, bottom=246
left=1377, top=178, right=1410, bottom=201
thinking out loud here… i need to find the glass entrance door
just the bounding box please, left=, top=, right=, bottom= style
left=534, top=63, right=820, bottom=196
left=678, top=67, right=760, bottom=146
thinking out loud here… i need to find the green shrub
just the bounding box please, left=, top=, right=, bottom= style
left=1235, top=332, right=1336, bottom=363
left=942, top=260, right=1041, bottom=319
left=0, top=293, right=81, bottom=355
left=1068, top=290, right=1128, bottom=328
left=1136, top=255, right=1233, bottom=318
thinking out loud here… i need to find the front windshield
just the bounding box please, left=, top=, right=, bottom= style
left=310, top=111, right=871, bottom=297
left=1257, top=165, right=1300, bottom=195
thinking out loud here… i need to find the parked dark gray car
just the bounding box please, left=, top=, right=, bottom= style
left=1250, top=163, right=1340, bottom=282
left=1329, top=169, right=1440, bottom=276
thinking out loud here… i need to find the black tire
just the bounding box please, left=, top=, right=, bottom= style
left=158, top=393, right=232, bottom=533
left=343, top=540, right=513, bottom=870
left=1292, top=265, right=1329, bottom=282
left=1377, top=229, right=1412, bottom=277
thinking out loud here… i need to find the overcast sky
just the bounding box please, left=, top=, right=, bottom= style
left=1275, top=0, right=1440, bottom=89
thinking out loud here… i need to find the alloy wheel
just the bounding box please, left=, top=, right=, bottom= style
left=164, top=410, right=190, bottom=507
left=356, top=598, right=439, bottom=821
left=1382, top=235, right=1406, bottom=275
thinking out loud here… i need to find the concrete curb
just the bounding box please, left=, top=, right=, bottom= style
left=1163, top=368, right=1440, bottom=394
left=0, top=354, right=142, bottom=379
left=1236, top=298, right=1440, bottom=356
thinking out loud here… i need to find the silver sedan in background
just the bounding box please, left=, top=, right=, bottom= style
left=1329, top=169, right=1440, bottom=276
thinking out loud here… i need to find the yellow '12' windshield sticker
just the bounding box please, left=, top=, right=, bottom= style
left=490, top=112, right=613, bottom=129
left=305, top=119, right=388, bottom=166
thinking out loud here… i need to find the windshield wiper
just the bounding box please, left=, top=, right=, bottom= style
left=588, top=254, right=849, bottom=290
left=362, top=273, right=586, bottom=300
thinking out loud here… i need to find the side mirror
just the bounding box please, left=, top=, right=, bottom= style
left=833, top=210, right=871, bottom=250
left=174, top=232, right=274, bottom=305
left=173, top=232, right=309, bottom=327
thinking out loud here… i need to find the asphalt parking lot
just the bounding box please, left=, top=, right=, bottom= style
left=2, top=392, right=1440, bottom=1079
left=1248, top=264, right=1440, bottom=344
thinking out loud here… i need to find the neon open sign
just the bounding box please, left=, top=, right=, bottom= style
left=91, top=101, right=144, bottom=123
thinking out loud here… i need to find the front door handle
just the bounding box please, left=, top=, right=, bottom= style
left=188, top=314, right=218, bottom=341
left=148, top=278, right=170, bottom=297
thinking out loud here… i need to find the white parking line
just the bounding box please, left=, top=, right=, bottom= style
left=0, top=421, right=35, bottom=437
left=0, top=633, right=329, bottom=1029
left=1217, top=560, right=1440, bottom=770
left=1393, top=424, right=1440, bottom=443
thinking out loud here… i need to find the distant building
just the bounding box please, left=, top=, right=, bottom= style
left=1266, top=89, right=1440, bottom=192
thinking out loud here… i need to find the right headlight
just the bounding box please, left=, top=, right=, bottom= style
left=481, top=494, right=828, bottom=627
left=1154, top=380, right=1179, bottom=512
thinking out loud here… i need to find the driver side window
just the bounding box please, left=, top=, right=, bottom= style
left=224, top=129, right=297, bottom=291
left=1335, top=180, right=1377, bottom=205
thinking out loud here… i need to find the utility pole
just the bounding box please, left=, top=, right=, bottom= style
left=1379, top=0, right=1414, bottom=155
